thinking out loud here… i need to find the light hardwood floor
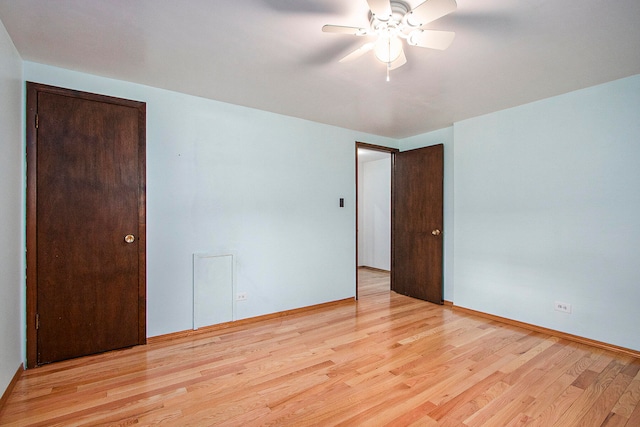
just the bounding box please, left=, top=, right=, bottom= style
left=1, top=269, right=639, bottom=426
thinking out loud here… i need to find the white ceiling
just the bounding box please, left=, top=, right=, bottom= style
left=1, top=0, right=639, bottom=139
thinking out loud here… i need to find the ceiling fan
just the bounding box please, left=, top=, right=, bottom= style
left=322, top=0, right=457, bottom=80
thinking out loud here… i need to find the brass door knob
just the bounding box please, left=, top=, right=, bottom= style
left=431, top=229, right=441, bottom=236
left=124, top=234, right=135, bottom=243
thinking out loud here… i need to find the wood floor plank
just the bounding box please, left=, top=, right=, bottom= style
left=552, top=359, right=627, bottom=427
left=1, top=268, right=638, bottom=426
left=611, top=363, right=640, bottom=419
left=626, top=401, right=640, bottom=427
left=575, top=365, right=636, bottom=427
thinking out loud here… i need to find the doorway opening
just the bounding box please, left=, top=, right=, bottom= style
left=355, top=141, right=444, bottom=304
left=355, top=142, right=397, bottom=299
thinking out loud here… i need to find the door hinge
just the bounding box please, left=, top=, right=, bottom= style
left=36, top=313, right=40, bottom=330
left=35, top=114, right=39, bottom=129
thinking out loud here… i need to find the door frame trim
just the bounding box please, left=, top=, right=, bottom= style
left=355, top=142, right=398, bottom=299
left=25, top=82, right=147, bottom=368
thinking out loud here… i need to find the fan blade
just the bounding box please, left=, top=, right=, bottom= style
left=367, top=0, right=392, bottom=21
left=339, top=43, right=375, bottom=62
left=322, top=25, right=369, bottom=36
left=407, top=0, right=457, bottom=27
left=388, top=48, right=407, bottom=70
left=407, top=30, right=455, bottom=50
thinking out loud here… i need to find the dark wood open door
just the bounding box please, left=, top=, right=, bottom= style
left=26, top=83, right=146, bottom=366
left=391, top=144, right=443, bottom=304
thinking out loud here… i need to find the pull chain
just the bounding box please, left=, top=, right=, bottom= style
left=387, top=36, right=391, bottom=82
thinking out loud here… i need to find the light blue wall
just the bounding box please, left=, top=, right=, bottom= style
left=0, top=20, right=23, bottom=394
left=453, top=75, right=640, bottom=351
left=24, top=62, right=397, bottom=337
left=400, top=127, right=455, bottom=301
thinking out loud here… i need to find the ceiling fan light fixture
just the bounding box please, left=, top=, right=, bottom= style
left=374, top=35, right=403, bottom=64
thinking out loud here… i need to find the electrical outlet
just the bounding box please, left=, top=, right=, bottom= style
left=554, top=301, right=572, bottom=314
left=236, top=292, right=248, bottom=301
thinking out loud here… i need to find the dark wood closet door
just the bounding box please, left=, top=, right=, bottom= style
left=392, top=144, right=444, bottom=304
left=27, top=83, right=146, bottom=366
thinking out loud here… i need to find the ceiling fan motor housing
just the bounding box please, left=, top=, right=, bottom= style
left=370, top=1, right=412, bottom=35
